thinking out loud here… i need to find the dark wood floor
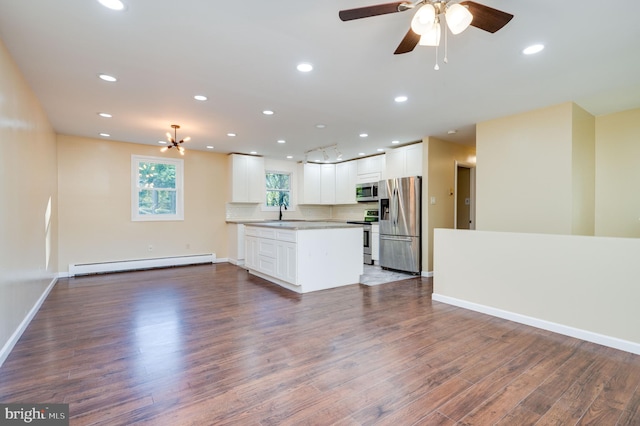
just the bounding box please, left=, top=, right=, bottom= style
left=1, top=264, right=639, bottom=425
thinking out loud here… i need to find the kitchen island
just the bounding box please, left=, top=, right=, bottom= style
left=244, top=221, right=363, bottom=293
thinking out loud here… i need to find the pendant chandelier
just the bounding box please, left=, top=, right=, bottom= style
left=161, top=124, right=190, bottom=155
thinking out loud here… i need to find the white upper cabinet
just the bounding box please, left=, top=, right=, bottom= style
left=335, top=161, right=357, bottom=204
left=356, top=155, right=385, bottom=183
left=297, top=163, right=322, bottom=204
left=298, top=163, right=337, bottom=205
left=384, top=143, right=423, bottom=179
left=229, top=154, right=265, bottom=203
left=320, top=164, right=336, bottom=205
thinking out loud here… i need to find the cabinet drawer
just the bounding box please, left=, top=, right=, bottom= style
left=245, top=226, right=259, bottom=237
left=258, top=255, right=276, bottom=275
left=276, top=230, right=297, bottom=243
left=258, top=228, right=277, bottom=239
left=257, top=239, right=277, bottom=258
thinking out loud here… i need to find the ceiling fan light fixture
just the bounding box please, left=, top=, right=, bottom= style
left=410, top=4, right=435, bottom=35
left=445, top=3, right=473, bottom=35
left=418, top=22, right=441, bottom=46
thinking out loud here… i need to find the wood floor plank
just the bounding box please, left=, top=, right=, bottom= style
left=1, top=264, right=639, bottom=425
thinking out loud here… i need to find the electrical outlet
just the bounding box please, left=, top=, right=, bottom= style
left=148, top=244, right=153, bottom=251
left=186, top=243, right=190, bottom=249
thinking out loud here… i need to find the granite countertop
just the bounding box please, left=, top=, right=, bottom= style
left=243, top=221, right=363, bottom=230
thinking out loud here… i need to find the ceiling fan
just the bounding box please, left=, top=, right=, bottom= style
left=339, top=0, right=513, bottom=55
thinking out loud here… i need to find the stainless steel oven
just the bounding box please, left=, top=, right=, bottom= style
left=347, top=209, right=378, bottom=265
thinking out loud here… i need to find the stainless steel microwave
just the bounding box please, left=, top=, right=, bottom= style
left=356, top=182, right=378, bottom=202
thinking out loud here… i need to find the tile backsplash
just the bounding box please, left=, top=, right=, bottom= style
left=225, top=202, right=378, bottom=222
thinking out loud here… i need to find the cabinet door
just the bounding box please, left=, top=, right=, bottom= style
left=276, top=241, right=297, bottom=284
left=404, top=143, right=423, bottom=177
left=229, top=154, right=264, bottom=203
left=245, top=236, right=258, bottom=269
left=371, top=225, right=380, bottom=262
left=247, top=156, right=265, bottom=203
left=298, top=163, right=322, bottom=204
left=357, top=155, right=384, bottom=183
left=335, top=161, right=357, bottom=204
left=320, top=164, right=336, bottom=204
left=385, top=149, right=404, bottom=179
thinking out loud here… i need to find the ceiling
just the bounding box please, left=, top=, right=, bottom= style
left=1, top=1, right=639, bottom=163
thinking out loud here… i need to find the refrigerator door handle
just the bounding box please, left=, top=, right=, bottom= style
left=380, top=235, right=412, bottom=242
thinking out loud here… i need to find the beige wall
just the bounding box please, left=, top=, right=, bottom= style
left=0, top=39, right=58, bottom=361
left=434, top=229, right=640, bottom=352
left=422, top=137, right=476, bottom=272
left=571, top=105, right=596, bottom=235
left=595, top=108, right=640, bottom=238
left=476, top=102, right=596, bottom=235
left=57, top=135, right=229, bottom=271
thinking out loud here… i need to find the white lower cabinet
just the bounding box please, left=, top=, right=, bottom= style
left=372, top=224, right=379, bottom=264
left=244, top=224, right=362, bottom=293
left=245, top=227, right=298, bottom=286
left=276, top=241, right=297, bottom=284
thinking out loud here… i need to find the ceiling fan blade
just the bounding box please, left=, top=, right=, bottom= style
left=460, top=1, right=513, bottom=33
left=394, top=28, right=420, bottom=55
left=339, top=2, right=409, bottom=21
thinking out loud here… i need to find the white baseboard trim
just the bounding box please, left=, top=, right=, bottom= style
left=0, top=276, right=58, bottom=368
left=227, top=258, right=245, bottom=267
left=421, top=270, right=433, bottom=278
left=432, top=293, right=640, bottom=355
left=68, top=253, right=216, bottom=277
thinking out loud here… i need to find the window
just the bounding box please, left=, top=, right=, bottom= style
left=265, top=171, right=290, bottom=208
left=131, top=155, right=184, bottom=221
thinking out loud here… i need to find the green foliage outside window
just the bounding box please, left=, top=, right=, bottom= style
left=265, top=172, right=290, bottom=207
left=138, top=162, right=177, bottom=215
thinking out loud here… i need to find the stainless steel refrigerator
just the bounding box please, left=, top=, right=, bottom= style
left=378, top=176, right=421, bottom=274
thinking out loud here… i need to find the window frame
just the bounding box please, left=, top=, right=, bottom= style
left=262, top=170, right=293, bottom=212
left=131, top=154, right=184, bottom=222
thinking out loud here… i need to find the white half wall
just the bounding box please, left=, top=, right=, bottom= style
left=433, top=229, right=640, bottom=354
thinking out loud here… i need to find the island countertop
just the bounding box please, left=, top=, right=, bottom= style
left=243, top=221, right=363, bottom=230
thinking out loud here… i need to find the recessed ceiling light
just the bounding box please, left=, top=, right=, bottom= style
left=358, top=152, right=366, bottom=156
left=98, top=112, right=112, bottom=118
left=277, top=139, right=286, bottom=144
left=97, top=0, right=125, bottom=11
left=250, top=151, right=257, bottom=155
left=98, top=74, right=117, bottom=82
left=194, top=95, right=207, bottom=101
left=227, top=133, right=236, bottom=137
left=448, top=129, right=457, bottom=134
left=394, top=95, right=408, bottom=103
left=359, top=133, right=368, bottom=138
left=391, top=140, right=400, bottom=144
left=99, top=133, right=110, bottom=137
left=206, top=145, right=214, bottom=149
left=297, top=63, right=313, bottom=72
left=377, top=148, right=385, bottom=152
left=286, top=155, right=293, bottom=159
left=262, top=110, right=274, bottom=115
left=316, top=124, right=326, bottom=129
left=158, top=140, right=167, bottom=144
left=523, top=44, right=544, bottom=55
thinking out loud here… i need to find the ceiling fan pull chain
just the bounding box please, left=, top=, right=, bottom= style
left=444, top=24, right=449, bottom=64
left=434, top=43, right=440, bottom=70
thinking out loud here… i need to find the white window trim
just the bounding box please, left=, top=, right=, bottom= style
left=262, top=169, right=295, bottom=212
left=131, top=154, right=184, bottom=221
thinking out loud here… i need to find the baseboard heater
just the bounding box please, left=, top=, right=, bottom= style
left=68, top=254, right=216, bottom=277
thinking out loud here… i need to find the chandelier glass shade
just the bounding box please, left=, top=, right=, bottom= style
left=445, top=3, right=473, bottom=34
left=411, top=2, right=474, bottom=47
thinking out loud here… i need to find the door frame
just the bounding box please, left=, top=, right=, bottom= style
left=454, top=161, right=476, bottom=230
